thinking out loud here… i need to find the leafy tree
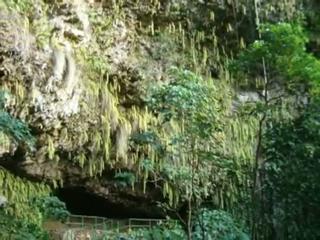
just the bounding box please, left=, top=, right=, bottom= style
left=93, top=221, right=186, bottom=240
left=193, top=209, right=249, bottom=240
left=31, top=196, right=69, bottom=222
left=0, top=185, right=68, bottom=239
left=129, top=221, right=186, bottom=240
left=231, top=22, right=320, bottom=95
left=138, top=68, right=243, bottom=239
left=262, top=99, right=320, bottom=239
left=232, top=21, right=320, bottom=239
left=0, top=209, right=50, bottom=240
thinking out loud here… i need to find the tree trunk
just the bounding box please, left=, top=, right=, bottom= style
left=187, top=198, right=192, bottom=240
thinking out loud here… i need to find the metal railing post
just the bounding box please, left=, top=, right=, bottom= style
left=81, top=216, right=84, bottom=228
left=62, top=214, right=168, bottom=234
left=116, top=220, right=119, bottom=233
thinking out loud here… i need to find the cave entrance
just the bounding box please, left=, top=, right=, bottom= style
left=55, top=187, right=160, bottom=219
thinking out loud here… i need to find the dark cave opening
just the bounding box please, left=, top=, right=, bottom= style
left=55, top=187, right=162, bottom=219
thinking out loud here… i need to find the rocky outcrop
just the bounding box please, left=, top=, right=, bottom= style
left=0, top=0, right=315, bottom=217
left=0, top=0, right=177, bottom=216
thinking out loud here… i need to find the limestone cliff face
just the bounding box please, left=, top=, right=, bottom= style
left=0, top=0, right=317, bottom=216
left=1, top=0, right=194, bottom=215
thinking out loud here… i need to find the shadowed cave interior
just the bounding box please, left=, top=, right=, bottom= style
left=55, top=187, right=160, bottom=219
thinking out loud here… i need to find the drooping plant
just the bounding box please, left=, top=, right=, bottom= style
left=0, top=89, right=64, bottom=238
left=231, top=20, right=320, bottom=239
left=0, top=91, right=35, bottom=147
left=131, top=67, right=256, bottom=239
left=262, top=99, right=320, bottom=240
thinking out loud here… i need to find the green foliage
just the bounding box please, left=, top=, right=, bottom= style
left=144, top=68, right=227, bottom=206
left=132, top=67, right=258, bottom=240
left=114, top=171, right=136, bottom=188
left=31, top=196, right=69, bottom=222
left=148, top=67, right=221, bottom=138
left=0, top=90, right=49, bottom=227
left=262, top=99, right=320, bottom=239
left=0, top=194, right=67, bottom=240
left=0, top=209, right=50, bottom=240
left=1, top=0, right=34, bottom=14
left=0, top=91, right=35, bottom=147
left=84, top=221, right=185, bottom=240
left=0, top=91, right=56, bottom=239
left=231, top=22, right=320, bottom=95
left=132, top=67, right=258, bottom=223
left=231, top=21, right=320, bottom=239
left=193, top=209, right=249, bottom=240
left=0, top=111, right=35, bottom=146
left=120, top=221, right=186, bottom=240
left=0, top=169, right=50, bottom=223
left=0, top=91, right=8, bottom=109
left=3, top=1, right=320, bottom=240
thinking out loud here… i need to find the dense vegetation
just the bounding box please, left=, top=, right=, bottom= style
left=1, top=0, right=320, bottom=239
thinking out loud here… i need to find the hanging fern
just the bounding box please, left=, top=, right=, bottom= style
left=0, top=91, right=34, bottom=147
left=0, top=168, right=50, bottom=225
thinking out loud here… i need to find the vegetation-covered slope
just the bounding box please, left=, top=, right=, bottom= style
left=0, top=0, right=320, bottom=239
